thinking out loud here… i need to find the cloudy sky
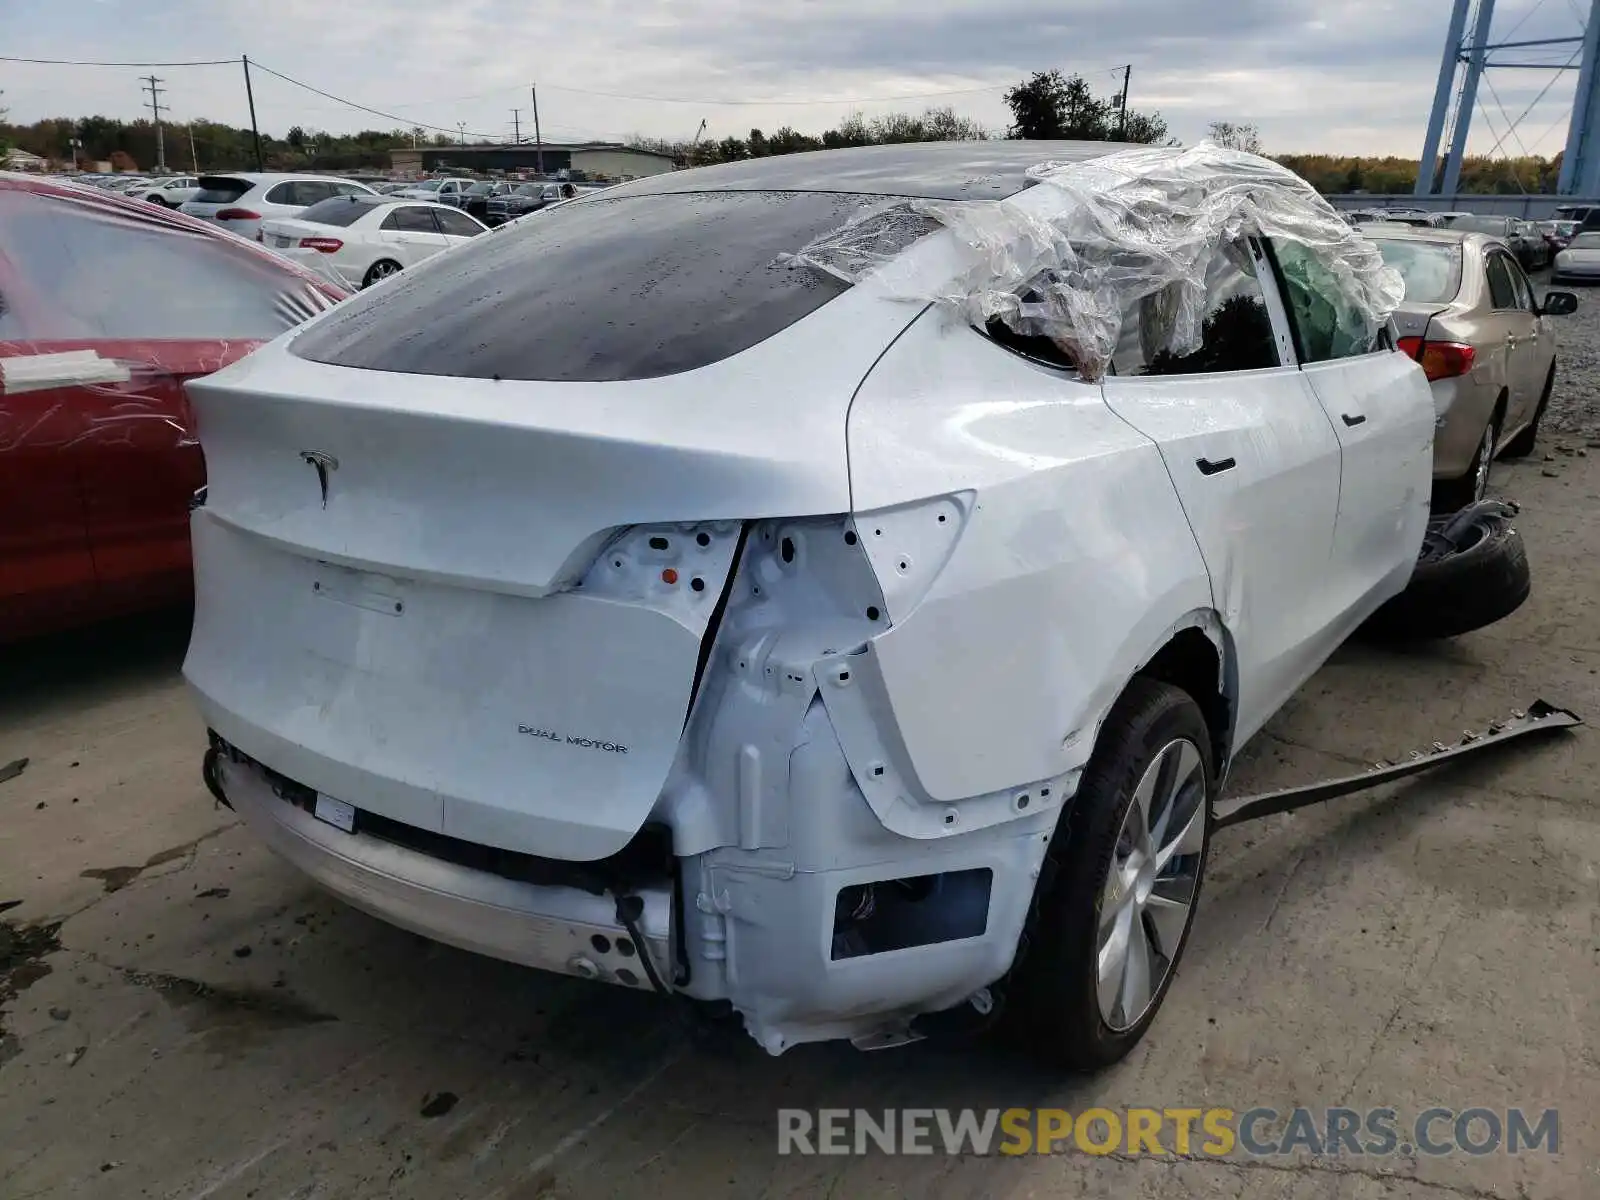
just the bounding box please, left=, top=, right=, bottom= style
left=2, top=0, right=1589, bottom=157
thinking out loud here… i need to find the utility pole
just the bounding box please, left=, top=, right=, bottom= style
left=531, top=84, right=543, bottom=175
left=188, top=124, right=198, bottom=172
left=242, top=55, right=264, bottom=170
left=141, top=74, right=168, bottom=172
left=1117, top=65, right=1131, bottom=140
left=511, top=108, right=521, bottom=144
left=457, top=121, right=467, bottom=146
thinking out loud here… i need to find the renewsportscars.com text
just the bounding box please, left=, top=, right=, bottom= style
left=777, top=1106, right=1560, bottom=1157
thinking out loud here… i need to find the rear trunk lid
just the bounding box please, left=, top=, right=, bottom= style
left=1390, top=301, right=1450, bottom=343
left=184, top=279, right=917, bottom=861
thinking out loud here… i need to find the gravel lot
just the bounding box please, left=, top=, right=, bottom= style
left=1541, top=274, right=1600, bottom=441
left=3, top=450, right=1599, bottom=1198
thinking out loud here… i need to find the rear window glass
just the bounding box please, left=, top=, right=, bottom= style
left=1450, top=216, right=1508, bottom=235
left=1570, top=232, right=1600, bottom=249
left=298, top=196, right=381, bottom=227
left=193, top=176, right=252, bottom=204
left=0, top=188, right=336, bottom=341
left=1370, top=238, right=1463, bottom=304
left=291, top=190, right=860, bottom=381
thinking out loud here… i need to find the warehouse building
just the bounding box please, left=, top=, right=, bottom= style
left=388, top=142, right=678, bottom=181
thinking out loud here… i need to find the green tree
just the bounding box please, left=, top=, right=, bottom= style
left=1005, top=70, right=1167, bottom=143
left=1120, top=109, right=1173, bottom=145
left=1005, top=70, right=1077, bottom=139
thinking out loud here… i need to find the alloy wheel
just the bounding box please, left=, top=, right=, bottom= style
left=1096, top=738, right=1207, bottom=1032
left=1473, top=421, right=1496, bottom=503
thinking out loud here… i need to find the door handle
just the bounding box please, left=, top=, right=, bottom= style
left=1195, top=456, right=1237, bottom=476
left=1341, top=413, right=1368, bottom=427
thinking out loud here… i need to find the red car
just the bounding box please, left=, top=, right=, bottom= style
left=0, top=173, right=347, bottom=642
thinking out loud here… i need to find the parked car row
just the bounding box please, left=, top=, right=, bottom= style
left=1344, top=207, right=1569, bottom=273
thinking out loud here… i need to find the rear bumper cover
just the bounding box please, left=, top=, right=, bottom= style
left=215, top=750, right=673, bottom=989
left=210, top=709, right=1056, bottom=1054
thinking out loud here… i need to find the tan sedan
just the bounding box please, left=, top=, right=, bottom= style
left=1366, top=225, right=1577, bottom=509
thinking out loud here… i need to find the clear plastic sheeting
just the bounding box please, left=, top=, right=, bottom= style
left=0, top=179, right=342, bottom=461
left=0, top=186, right=336, bottom=346
left=785, top=142, right=1405, bottom=380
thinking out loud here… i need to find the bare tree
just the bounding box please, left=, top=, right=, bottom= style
left=1208, top=121, right=1263, bottom=154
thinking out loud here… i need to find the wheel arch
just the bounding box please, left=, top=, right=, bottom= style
left=1131, top=615, right=1236, bottom=782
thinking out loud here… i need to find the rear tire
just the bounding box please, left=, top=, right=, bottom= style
left=1500, top=366, right=1554, bottom=459
left=1433, top=398, right=1504, bottom=512
left=363, top=259, right=402, bottom=287
left=1361, top=502, right=1531, bottom=640
left=1003, top=678, right=1213, bottom=1071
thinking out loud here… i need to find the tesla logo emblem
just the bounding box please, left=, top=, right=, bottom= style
left=298, top=450, right=339, bottom=508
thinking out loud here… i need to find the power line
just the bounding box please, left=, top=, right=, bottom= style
left=536, top=80, right=1014, bottom=107
left=246, top=59, right=499, bottom=140
left=0, top=54, right=239, bottom=67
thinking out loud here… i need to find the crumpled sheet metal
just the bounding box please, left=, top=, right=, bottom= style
left=787, top=142, right=1405, bottom=380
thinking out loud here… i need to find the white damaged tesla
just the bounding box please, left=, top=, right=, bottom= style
left=185, top=140, right=1435, bottom=1068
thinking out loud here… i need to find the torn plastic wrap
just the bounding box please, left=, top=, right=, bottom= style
left=785, top=142, right=1405, bottom=380
left=0, top=179, right=343, bottom=455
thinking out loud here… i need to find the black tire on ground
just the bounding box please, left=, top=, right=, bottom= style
left=1500, top=366, right=1554, bottom=459
left=363, top=260, right=402, bottom=288
left=1361, top=501, right=1531, bottom=640
left=1433, top=396, right=1505, bottom=513
left=1002, top=677, right=1213, bottom=1072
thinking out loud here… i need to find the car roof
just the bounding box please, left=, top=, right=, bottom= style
left=285, top=195, right=464, bottom=213
left=606, top=140, right=1142, bottom=202
left=200, top=172, right=370, bottom=184
left=1362, top=224, right=1504, bottom=250
left=1364, top=223, right=1473, bottom=241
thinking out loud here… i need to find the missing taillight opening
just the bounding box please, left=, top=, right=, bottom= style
left=831, top=869, right=993, bottom=960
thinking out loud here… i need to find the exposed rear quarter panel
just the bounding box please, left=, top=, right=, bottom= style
left=843, top=310, right=1214, bottom=806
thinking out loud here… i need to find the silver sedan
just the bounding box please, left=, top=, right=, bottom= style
left=1367, top=225, right=1577, bottom=509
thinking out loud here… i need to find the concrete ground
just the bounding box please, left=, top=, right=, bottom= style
left=3, top=452, right=1598, bottom=1200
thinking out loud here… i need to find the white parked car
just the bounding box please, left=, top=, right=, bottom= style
left=259, top=195, right=487, bottom=289
left=138, top=175, right=201, bottom=206
left=1552, top=229, right=1600, bottom=283
left=391, top=177, right=474, bottom=203
left=180, top=173, right=376, bottom=241
left=187, top=142, right=1438, bottom=1068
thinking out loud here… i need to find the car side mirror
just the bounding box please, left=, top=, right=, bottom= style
left=1541, top=291, right=1579, bottom=316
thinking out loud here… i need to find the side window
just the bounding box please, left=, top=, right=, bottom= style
left=1113, top=240, right=1281, bottom=376
left=293, top=181, right=336, bottom=206
left=382, top=206, right=441, bottom=234
left=1505, top=257, right=1536, bottom=312
left=435, top=209, right=483, bottom=237
left=333, top=182, right=366, bottom=197
left=1269, top=238, right=1378, bottom=362
left=263, top=181, right=297, bottom=205
left=1485, top=254, right=1519, bottom=310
